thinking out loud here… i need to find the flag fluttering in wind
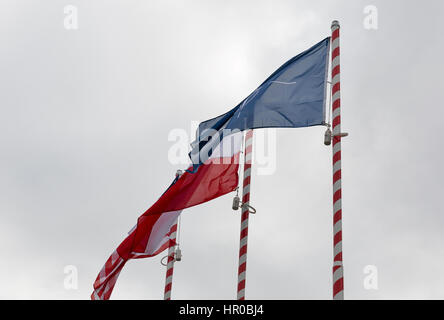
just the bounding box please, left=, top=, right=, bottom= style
left=92, top=37, right=330, bottom=300
left=189, top=37, right=330, bottom=171
left=91, top=132, right=243, bottom=299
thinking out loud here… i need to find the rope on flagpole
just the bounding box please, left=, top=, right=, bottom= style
left=331, top=20, right=344, bottom=300
left=237, top=129, right=253, bottom=300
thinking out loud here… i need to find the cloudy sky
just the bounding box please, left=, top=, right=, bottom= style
left=1, top=0, right=443, bottom=299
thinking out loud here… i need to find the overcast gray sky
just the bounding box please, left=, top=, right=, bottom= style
left=1, top=0, right=443, bottom=299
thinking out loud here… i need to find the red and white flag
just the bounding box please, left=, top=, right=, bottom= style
left=91, top=132, right=243, bottom=300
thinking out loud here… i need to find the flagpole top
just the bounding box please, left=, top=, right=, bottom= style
left=331, top=20, right=340, bottom=29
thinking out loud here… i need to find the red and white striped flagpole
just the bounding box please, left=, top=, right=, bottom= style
left=237, top=129, right=253, bottom=300
left=163, top=218, right=178, bottom=300
left=331, top=20, right=344, bottom=300
left=164, top=170, right=183, bottom=300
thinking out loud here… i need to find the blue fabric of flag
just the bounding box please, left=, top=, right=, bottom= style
left=189, top=37, right=331, bottom=170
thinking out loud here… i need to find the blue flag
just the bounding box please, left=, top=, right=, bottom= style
left=190, top=37, right=330, bottom=169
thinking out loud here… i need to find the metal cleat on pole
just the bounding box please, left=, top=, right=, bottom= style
left=232, top=188, right=257, bottom=214
left=324, top=127, right=349, bottom=146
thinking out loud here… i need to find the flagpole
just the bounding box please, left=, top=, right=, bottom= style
left=237, top=129, right=253, bottom=300
left=163, top=218, right=178, bottom=300
left=330, top=20, right=344, bottom=300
